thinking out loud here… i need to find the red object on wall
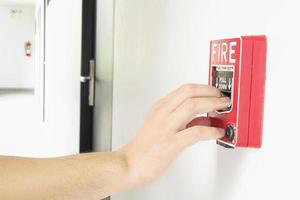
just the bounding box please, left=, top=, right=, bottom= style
left=24, top=41, right=32, bottom=57
left=208, top=35, right=267, bottom=148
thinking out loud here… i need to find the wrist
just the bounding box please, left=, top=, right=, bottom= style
left=113, top=150, right=136, bottom=190
left=115, top=147, right=144, bottom=190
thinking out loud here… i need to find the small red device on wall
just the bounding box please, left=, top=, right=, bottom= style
left=208, top=35, right=267, bottom=148
left=25, top=41, right=32, bottom=57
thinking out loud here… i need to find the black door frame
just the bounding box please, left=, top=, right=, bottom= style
left=80, top=0, right=97, bottom=153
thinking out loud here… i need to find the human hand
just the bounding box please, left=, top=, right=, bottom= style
left=118, top=84, right=231, bottom=188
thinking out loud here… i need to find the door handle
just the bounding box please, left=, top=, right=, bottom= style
left=80, top=76, right=91, bottom=83
left=80, top=59, right=95, bottom=106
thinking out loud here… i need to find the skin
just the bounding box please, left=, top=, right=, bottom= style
left=0, top=84, right=230, bottom=200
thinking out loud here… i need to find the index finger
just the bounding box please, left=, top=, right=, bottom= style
left=161, top=84, right=221, bottom=112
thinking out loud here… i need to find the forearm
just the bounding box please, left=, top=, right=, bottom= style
left=0, top=84, right=227, bottom=200
left=0, top=152, right=130, bottom=200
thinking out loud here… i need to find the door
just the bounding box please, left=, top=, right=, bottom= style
left=80, top=0, right=115, bottom=154
left=80, top=0, right=96, bottom=153
left=93, top=0, right=114, bottom=153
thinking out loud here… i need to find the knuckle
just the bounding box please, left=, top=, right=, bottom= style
left=204, top=85, right=221, bottom=96
left=180, top=84, right=196, bottom=95
left=213, top=88, right=222, bottom=96
left=151, top=100, right=162, bottom=111
left=150, top=98, right=169, bottom=113
left=206, top=86, right=220, bottom=97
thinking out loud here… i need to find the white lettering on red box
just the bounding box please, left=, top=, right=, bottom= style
left=212, top=42, right=237, bottom=64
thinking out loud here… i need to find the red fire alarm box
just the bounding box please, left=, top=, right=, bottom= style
left=208, top=35, right=267, bottom=148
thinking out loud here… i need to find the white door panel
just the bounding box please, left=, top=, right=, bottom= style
left=44, top=0, right=82, bottom=156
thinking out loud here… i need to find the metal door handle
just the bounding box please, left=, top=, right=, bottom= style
left=80, top=59, right=95, bottom=106
left=80, top=76, right=91, bottom=83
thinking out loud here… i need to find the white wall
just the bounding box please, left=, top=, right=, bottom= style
left=0, top=5, right=35, bottom=88
left=111, top=0, right=300, bottom=199
left=43, top=0, right=82, bottom=156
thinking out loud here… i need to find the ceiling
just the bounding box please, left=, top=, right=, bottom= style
left=0, top=0, right=36, bottom=6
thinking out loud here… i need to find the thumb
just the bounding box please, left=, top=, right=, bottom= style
left=176, top=126, right=225, bottom=148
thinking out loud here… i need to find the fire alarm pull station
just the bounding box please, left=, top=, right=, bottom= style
left=208, top=35, right=267, bottom=148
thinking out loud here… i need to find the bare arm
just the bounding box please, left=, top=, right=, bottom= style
left=0, top=153, right=128, bottom=200
left=0, top=84, right=230, bottom=200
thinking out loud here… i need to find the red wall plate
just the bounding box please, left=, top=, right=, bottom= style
left=208, top=35, right=267, bottom=148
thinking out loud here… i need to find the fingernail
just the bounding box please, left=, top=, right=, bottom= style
left=220, top=97, right=231, bottom=107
